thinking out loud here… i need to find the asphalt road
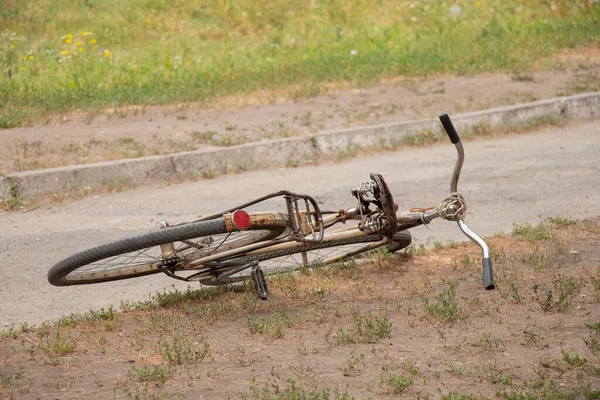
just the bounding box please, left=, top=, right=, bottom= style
left=1, top=120, right=598, bottom=327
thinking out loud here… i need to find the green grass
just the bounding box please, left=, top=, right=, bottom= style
left=422, top=280, right=462, bottom=323
left=333, top=311, right=392, bottom=345
left=1, top=1, right=599, bottom=128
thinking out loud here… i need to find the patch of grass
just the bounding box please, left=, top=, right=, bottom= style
left=247, top=378, right=355, bottom=400
left=403, top=129, right=441, bottom=147
left=247, top=310, right=296, bottom=339
left=498, top=380, right=600, bottom=400
left=379, top=365, right=413, bottom=395
left=342, top=354, right=365, bottom=377
left=4, top=1, right=599, bottom=127
left=130, top=364, right=171, bottom=386
left=442, top=393, right=490, bottom=400
left=422, top=281, right=462, bottom=323
left=511, top=71, right=535, bottom=82
left=561, top=348, right=587, bottom=367
left=584, top=322, right=600, bottom=355
left=152, top=286, right=224, bottom=308
left=57, top=306, right=117, bottom=327
left=558, top=65, right=600, bottom=96
left=333, top=311, right=392, bottom=345
left=158, top=333, right=209, bottom=365
left=532, top=275, right=583, bottom=312
left=40, top=330, right=76, bottom=358
left=512, top=222, right=553, bottom=241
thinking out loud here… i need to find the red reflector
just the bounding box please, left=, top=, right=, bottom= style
left=232, top=210, right=250, bottom=230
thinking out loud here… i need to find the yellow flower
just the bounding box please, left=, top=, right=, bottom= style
left=104, top=50, right=111, bottom=57
left=82, top=31, right=88, bottom=36
left=90, top=39, right=97, bottom=45
left=79, top=47, right=85, bottom=52
left=28, top=55, right=33, bottom=60
left=21, top=67, right=26, bottom=71
left=75, top=41, right=82, bottom=46
left=145, top=18, right=151, bottom=23
left=475, top=1, right=481, bottom=6
left=66, top=38, right=72, bottom=44
left=10, top=44, right=16, bottom=49
left=61, top=49, right=68, bottom=55
left=66, top=34, right=73, bottom=39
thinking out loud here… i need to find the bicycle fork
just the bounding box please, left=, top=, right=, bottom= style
left=440, top=113, right=494, bottom=290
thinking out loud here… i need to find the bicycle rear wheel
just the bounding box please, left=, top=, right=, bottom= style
left=198, top=230, right=412, bottom=285
left=47, top=218, right=283, bottom=286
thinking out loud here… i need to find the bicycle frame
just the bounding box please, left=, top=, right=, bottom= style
left=160, top=113, right=494, bottom=290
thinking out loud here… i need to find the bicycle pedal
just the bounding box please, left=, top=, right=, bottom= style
left=251, top=265, right=268, bottom=300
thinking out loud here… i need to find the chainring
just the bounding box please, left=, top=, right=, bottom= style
left=370, top=173, right=397, bottom=238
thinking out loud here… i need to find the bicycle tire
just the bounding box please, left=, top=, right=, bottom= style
left=198, top=230, right=412, bottom=285
left=47, top=218, right=283, bottom=286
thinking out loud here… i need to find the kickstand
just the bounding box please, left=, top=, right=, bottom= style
left=251, top=264, right=268, bottom=300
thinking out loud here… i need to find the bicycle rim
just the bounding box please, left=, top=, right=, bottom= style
left=49, top=219, right=283, bottom=285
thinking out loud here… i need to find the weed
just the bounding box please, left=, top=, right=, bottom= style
left=247, top=378, right=354, bottom=399
left=481, top=362, right=513, bottom=385
left=442, top=393, right=489, bottom=400
left=446, top=362, right=466, bottom=376
left=591, top=267, right=600, bottom=301
left=334, top=311, right=392, bottom=345
left=334, top=144, right=359, bottom=162
left=522, top=330, right=549, bottom=349
left=131, top=364, right=171, bottom=386
left=512, top=222, right=553, bottom=241
left=532, top=275, right=582, bottom=312
left=379, top=365, right=413, bottom=394
left=403, top=129, right=440, bottom=146
left=343, top=354, right=365, bottom=377
left=247, top=310, right=295, bottom=339
left=561, top=349, right=587, bottom=367
left=41, top=330, right=76, bottom=358
left=57, top=306, right=117, bottom=327
left=511, top=71, right=534, bottom=82
left=158, top=333, right=209, bottom=365
left=422, top=281, right=462, bottom=323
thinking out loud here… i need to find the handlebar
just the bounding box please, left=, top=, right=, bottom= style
left=438, top=113, right=495, bottom=290
left=439, top=112, right=461, bottom=144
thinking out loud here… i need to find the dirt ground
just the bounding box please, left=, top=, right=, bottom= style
left=1, top=218, right=599, bottom=399
left=1, top=48, right=599, bottom=174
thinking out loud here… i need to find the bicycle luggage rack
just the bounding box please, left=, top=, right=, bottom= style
left=199, top=190, right=325, bottom=243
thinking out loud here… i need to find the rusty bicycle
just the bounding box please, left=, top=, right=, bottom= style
left=48, top=113, right=494, bottom=299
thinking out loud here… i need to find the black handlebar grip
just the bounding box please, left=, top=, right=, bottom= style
left=439, top=113, right=460, bottom=144
left=483, top=258, right=495, bottom=290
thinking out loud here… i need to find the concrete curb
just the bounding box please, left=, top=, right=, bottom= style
left=1, top=92, right=599, bottom=202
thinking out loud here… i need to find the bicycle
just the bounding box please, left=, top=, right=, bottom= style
left=48, top=113, right=494, bottom=299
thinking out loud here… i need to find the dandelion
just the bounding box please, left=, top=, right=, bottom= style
left=475, top=2, right=481, bottom=6
left=28, top=55, right=33, bottom=60
left=66, top=33, right=73, bottom=39
left=103, top=49, right=111, bottom=57
left=10, top=44, right=16, bottom=49
left=145, top=18, right=151, bottom=23
left=66, top=38, right=72, bottom=44
left=79, top=47, right=85, bottom=52
left=90, top=39, right=97, bottom=45
left=21, top=67, right=25, bottom=71
left=82, top=31, right=88, bottom=36
left=61, top=49, right=69, bottom=55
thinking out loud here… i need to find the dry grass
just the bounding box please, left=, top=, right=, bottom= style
left=1, top=218, right=600, bottom=398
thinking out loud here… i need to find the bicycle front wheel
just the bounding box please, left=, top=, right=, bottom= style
left=47, top=218, right=283, bottom=286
